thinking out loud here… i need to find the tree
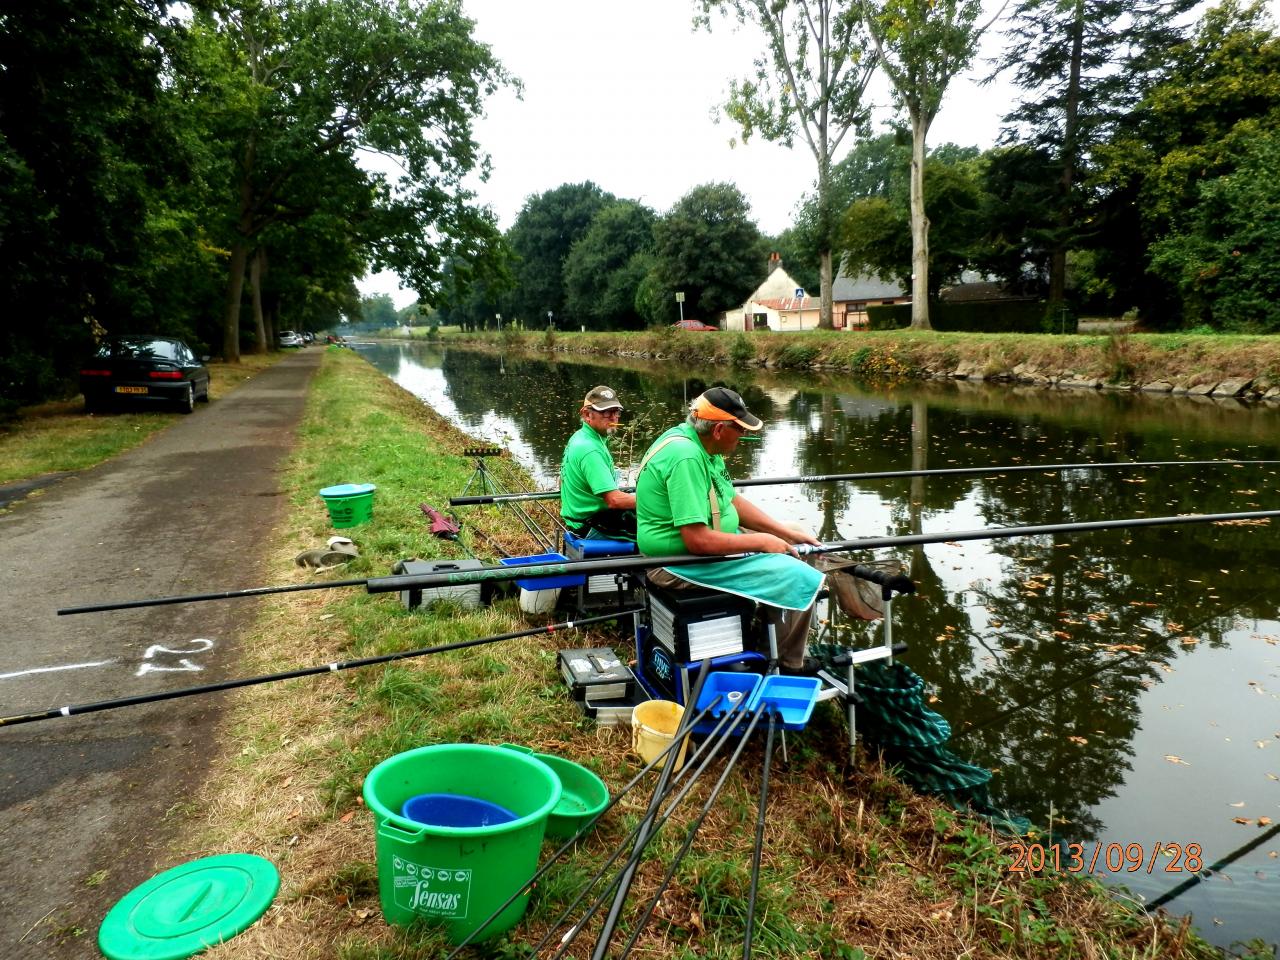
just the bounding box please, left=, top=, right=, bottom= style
left=1147, top=129, right=1280, bottom=331
left=860, top=0, right=990, bottom=329
left=1092, top=0, right=1280, bottom=326
left=699, top=0, right=877, bottom=329
left=838, top=151, right=985, bottom=295
left=649, top=183, right=768, bottom=324
left=994, top=0, right=1195, bottom=313
left=505, top=182, right=614, bottom=327
left=0, top=0, right=189, bottom=412
left=562, top=200, right=656, bottom=330
left=193, top=0, right=510, bottom=361
left=359, top=293, right=398, bottom=328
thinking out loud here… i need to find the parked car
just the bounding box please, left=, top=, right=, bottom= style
left=80, top=335, right=211, bottom=414
left=302, top=331, right=316, bottom=344
left=278, top=330, right=304, bottom=348
left=672, top=319, right=718, bottom=331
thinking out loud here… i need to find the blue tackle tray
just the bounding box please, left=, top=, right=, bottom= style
left=747, top=675, right=821, bottom=730
left=692, top=671, right=763, bottom=735
left=498, top=553, right=586, bottom=590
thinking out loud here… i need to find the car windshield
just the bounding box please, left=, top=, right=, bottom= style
left=97, top=338, right=182, bottom=361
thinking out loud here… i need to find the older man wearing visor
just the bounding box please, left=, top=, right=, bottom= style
left=635, top=386, right=824, bottom=674
left=560, top=385, right=638, bottom=541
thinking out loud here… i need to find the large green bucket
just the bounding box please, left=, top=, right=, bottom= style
left=362, top=744, right=562, bottom=943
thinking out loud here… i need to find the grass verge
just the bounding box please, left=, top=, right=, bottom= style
left=184, top=349, right=1231, bottom=960
left=0, top=353, right=283, bottom=486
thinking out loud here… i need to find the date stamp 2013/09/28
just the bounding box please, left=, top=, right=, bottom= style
left=1008, top=842, right=1203, bottom=875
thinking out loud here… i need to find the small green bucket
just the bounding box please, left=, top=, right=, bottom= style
left=363, top=744, right=562, bottom=943
left=318, top=483, right=375, bottom=528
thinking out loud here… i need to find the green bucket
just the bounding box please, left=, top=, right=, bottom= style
left=363, top=744, right=562, bottom=943
left=318, top=483, right=375, bottom=528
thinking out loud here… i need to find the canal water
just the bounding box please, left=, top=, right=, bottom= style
left=356, top=341, right=1280, bottom=953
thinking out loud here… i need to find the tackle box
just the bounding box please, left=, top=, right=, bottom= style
left=635, top=623, right=767, bottom=706
left=498, top=552, right=586, bottom=590
left=392, top=559, right=484, bottom=610
left=577, top=686, right=652, bottom=727
left=645, top=580, right=755, bottom=662
left=558, top=647, right=637, bottom=702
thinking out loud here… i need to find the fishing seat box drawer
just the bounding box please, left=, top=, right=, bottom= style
left=392, top=559, right=484, bottom=610
left=644, top=580, right=755, bottom=662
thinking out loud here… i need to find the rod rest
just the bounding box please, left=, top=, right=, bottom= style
left=830, top=641, right=909, bottom=668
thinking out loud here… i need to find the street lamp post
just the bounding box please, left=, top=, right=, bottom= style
left=496, top=312, right=502, bottom=333
left=547, top=310, right=553, bottom=331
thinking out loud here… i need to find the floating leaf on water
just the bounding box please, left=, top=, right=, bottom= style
left=1229, top=802, right=1246, bottom=808
left=1067, top=735, right=1088, bottom=745
left=1164, top=755, right=1191, bottom=765
left=1260, top=817, right=1274, bottom=827
left=1233, top=817, right=1255, bottom=825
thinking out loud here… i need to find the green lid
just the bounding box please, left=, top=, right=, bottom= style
left=98, top=854, right=279, bottom=960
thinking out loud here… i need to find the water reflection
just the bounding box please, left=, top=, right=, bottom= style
left=359, top=341, right=1280, bottom=951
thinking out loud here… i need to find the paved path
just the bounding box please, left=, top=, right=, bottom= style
left=0, top=349, right=321, bottom=958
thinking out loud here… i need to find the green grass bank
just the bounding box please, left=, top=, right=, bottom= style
left=178, top=348, right=1237, bottom=960
left=407, top=328, right=1280, bottom=400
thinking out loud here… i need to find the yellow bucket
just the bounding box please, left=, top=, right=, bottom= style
left=631, top=700, right=687, bottom=772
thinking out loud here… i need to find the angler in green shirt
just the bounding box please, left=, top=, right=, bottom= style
left=560, top=385, right=637, bottom=541
left=636, top=387, right=825, bottom=674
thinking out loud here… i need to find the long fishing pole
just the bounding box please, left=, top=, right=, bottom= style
left=442, top=694, right=729, bottom=960
left=58, top=507, right=1280, bottom=616
left=587, top=661, right=715, bottom=960
left=550, top=690, right=753, bottom=960
left=0, top=609, right=640, bottom=728
left=533, top=700, right=754, bottom=959
left=1147, top=820, right=1280, bottom=909
left=744, top=715, right=778, bottom=960
left=448, top=459, right=1280, bottom=506
left=613, top=707, right=770, bottom=960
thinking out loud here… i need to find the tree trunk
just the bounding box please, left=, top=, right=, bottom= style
left=222, top=240, right=248, bottom=362
left=908, top=109, right=932, bottom=330
left=249, top=248, right=267, bottom=355
left=1050, top=0, right=1085, bottom=307
left=816, top=149, right=834, bottom=329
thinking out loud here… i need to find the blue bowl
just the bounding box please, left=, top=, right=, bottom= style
left=401, top=792, right=518, bottom=828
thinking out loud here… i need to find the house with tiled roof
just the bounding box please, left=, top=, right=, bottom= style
left=831, top=270, right=910, bottom=328
left=722, top=253, right=823, bottom=331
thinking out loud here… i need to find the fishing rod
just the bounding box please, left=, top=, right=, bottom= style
left=613, top=707, right=771, bottom=960
left=587, top=662, right=715, bottom=960
left=447, top=459, right=1280, bottom=506
left=744, top=715, right=779, bottom=960
left=0, top=609, right=640, bottom=728
left=1147, top=820, right=1280, bottom=909
left=442, top=694, right=731, bottom=959
left=58, top=507, right=1280, bottom=616
left=533, top=699, right=755, bottom=959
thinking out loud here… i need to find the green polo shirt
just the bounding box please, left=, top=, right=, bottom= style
left=560, top=422, right=621, bottom=523
left=636, top=423, right=740, bottom=556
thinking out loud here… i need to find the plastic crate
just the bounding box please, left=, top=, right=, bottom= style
left=498, top=553, right=586, bottom=591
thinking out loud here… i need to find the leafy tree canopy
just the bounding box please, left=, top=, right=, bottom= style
left=563, top=200, right=656, bottom=330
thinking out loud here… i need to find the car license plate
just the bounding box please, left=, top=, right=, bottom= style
left=115, top=386, right=148, bottom=395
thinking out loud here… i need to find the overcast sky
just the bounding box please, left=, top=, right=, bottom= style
left=354, top=0, right=1077, bottom=306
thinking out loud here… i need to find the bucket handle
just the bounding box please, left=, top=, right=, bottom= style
left=379, top=818, right=427, bottom=844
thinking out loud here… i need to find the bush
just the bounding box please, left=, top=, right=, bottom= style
left=729, top=334, right=755, bottom=367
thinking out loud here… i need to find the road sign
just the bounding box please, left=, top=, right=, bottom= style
left=675, top=292, right=685, bottom=303
left=795, top=288, right=806, bottom=299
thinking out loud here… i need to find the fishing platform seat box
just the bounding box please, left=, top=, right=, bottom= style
left=562, top=530, right=641, bottom=613
left=635, top=626, right=766, bottom=706
left=644, top=578, right=755, bottom=662
left=392, top=559, right=485, bottom=610
left=558, top=646, right=638, bottom=703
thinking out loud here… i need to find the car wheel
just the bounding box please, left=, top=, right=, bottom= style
left=84, top=394, right=101, bottom=414
left=198, top=378, right=211, bottom=403
left=178, top=383, right=195, bottom=414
